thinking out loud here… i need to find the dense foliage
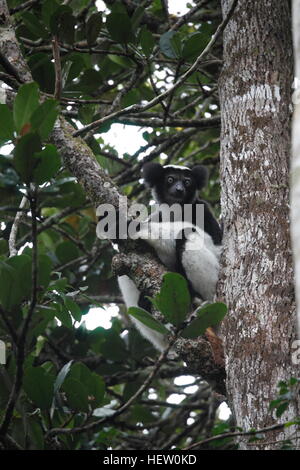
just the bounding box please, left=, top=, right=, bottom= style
left=0, top=0, right=230, bottom=450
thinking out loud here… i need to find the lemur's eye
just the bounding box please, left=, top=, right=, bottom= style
left=184, top=178, right=191, bottom=187
left=167, top=176, right=174, bottom=184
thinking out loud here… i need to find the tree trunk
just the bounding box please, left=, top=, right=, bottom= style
left=219, top=0, right=300, bottom=449
left=291, top=0, right=300, bottom=337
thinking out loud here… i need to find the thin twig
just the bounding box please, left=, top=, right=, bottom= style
left=52, top=36, right=62, bottom=100
left=0, top=433, right=24, bottom=450
left=0, top=52, right=23, bottom=84
left=107, top=64, right=143, bottom=115
left=98, top=150, right=131, bottom=167
left=9, top=0, right=40, bottom=14
left=183, top=422, right=286, bottom=450
left=0, top=71, right=21, bottom=89
left=8, top=195, right=28, bottom=257
left=146, top=58, right=168, bottom=114
left=170, top=0, right=211, bottom=31
left=163, top=59, right=183, bottom=125
left=115, top=114, right=220, bottom=129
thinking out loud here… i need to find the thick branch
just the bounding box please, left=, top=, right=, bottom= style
left=115, top=115, right=220, bottom=129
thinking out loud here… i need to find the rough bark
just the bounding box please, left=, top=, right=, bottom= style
left=219, top=0, right=300, bottom=448
left=291, top=0, right=300, bottom=336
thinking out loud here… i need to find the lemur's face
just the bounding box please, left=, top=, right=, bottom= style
left=142, top=163, right=207, bottom=206
left=162, top=169, right=197, bottom=204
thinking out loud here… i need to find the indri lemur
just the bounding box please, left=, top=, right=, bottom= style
left=117, top=163, right=222, bottom=352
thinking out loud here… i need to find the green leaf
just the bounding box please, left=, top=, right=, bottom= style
left=68, top=364, right=104, bottom=405
left=0, top=104, right=14, bottom=142
left=269, top=398, right=282, bottom=410
left=48, top=277, right=68, bottom=293
left=23, top=366, right=54, bottom=410
left=62, top=377, right=89, bottom=412
left=285, top=418, right=300, bottom=427
left=76, top=68, right=103, bottom=94
left=27, top=417, right=45, bottom=450
left=49, top=5, right=71, bottom=34
left=106, top=12, right=134, bottom=44
left=13, top=83, right=40, bottom=134
left=58, top=12, right=76, bottom=44
left=41, top=0, right=60, bottom=28
left=0, top=239, right=8, bottom=255
left=159, top=31, right=182, bottom=59
left=131, top=5, right=145, bottom=30
left=100, top=330, right=127, bottom=361
left=152, top=273, right=191, bottom=326
left=0, top=254, right=34, bottom=310
left=6, top=254, right=32, bottom=305
left=128, top=306, right=169, bottom=335
left=89, top=373, right=105, bottom=409
left=197, top=302, right=227, bottom=324
left=181, top=302, right=227, bottom=339
left=64, top=296, right=82, bottom=322
left=37, top=254, right=52, bottom=289
left=13, top=133, right=42, bottom=183
left=21, top=11, right=49, bottom=39
left=107, top=54, right=133, bottom=69
left=78, top=104, right=96, bottom=125
left=54, top=360, right=73, bottom=394
left=288, top=377, right=299, bottom=386
left=54, top=303, right=73, bottom=328
left=69, top=362, right=91, bottom=381
left=182, top=32, right=207, bottom=59
left=32, top=145, right=61, bottom=184
left=131, top=404, right=155, bottom=424
left=29, top=306, right=56, bottom=339
left=86, top=12, right=103, bottom=46
left=139, top=26, right=155, bottom=57
left=56, top=240, right=79, bottom=265
left=0, top=261, right=17, bottom=310
left=170, top=34, right=182, bottom=58
left=276, top=402, right=289, bottom=418
left=27, top=53, right=55, bottom=94
left=123, top=380, right=142, bottom=402
left=0, top=253, right=52, bottom=310
left=30, top=100, right=59, bottom=140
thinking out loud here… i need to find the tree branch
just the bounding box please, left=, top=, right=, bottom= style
left=115, top=115, right=220, bottom=129
left=8, top=195, right=28, bottom=257
left=9, top=0, right=40, bottom=14
left=184, top=422, right=287, bottom=450
left=52, top=36, right=62, bottom=100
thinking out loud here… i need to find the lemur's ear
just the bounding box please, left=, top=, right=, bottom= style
left=191, top=165, right=208, bottom=190
left=142, top=162, right=164, bottom=187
